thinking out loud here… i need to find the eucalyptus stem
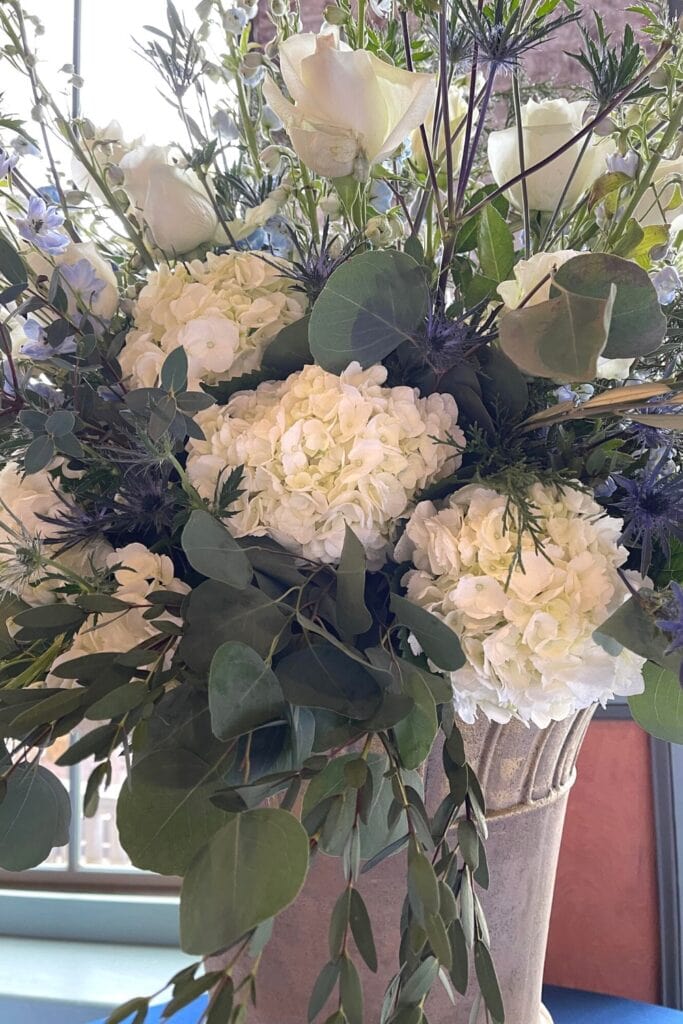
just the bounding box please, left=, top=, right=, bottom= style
left=511, top=72, right=531, bottom=259
left=463, top=40, right=673, bottom=222
left=540, top=133, right=592, bottom=249
left=357, top=0, right=366, bottom=49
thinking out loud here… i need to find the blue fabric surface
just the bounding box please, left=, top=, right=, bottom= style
left=90, top=988, right=683, bottom=1023
left=544, top=986, right=683, bottom=1021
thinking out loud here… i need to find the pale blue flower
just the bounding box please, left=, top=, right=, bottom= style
left=370, top=179, right=393, bottom=214
left=0, top=146, right=18, bottom=178
left=20, top=319, right=77, bottom=361
left=60, top=258, right=107, bottom=311
left=607, top=151, right=639, bottom=178
left=14, top=196, right=69, bottom=255
left=223, top=7, right=248, bottom=32
left=651, top=266, right=682, bottom=306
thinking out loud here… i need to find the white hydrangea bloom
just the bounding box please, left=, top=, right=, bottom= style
left=0, top=461, right=111, bottom=605
left=186, top=362, right=463, bottom=569
left=47, top=543, right=189, bottom=681
left=395, top=483, right=646, bottom=727
left=118, top=251, right=307, bottom=391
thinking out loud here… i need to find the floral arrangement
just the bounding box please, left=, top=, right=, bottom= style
left=0, top=0, right=681, bottom=1021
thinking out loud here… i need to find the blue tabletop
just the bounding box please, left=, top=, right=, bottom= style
left=544, top=986, right=683, bottom=1021
left=90, top=989, right=683, bottom=1023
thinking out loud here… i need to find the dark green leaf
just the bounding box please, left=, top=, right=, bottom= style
left=117, top=750, right=228, bottom=875
left=308, top=961, right=340, bottom=1023
left=180, top=808, right=309, bottom=955
left=339, top=956, right=363, bottom=1024
left=180, top=580, right=288, bottom=675
left=398, top=956, right=439, bottom=1007
left=336, top=527, right=372, bottom=640
left=349, top=888, right=378, bottom=972
left=329, top=888, right=351, bottom=958
left=45, top=410, right=76, bottom=437
left=262, top=315, right=312, bottom=376
left=209, top=641, right=285, bottom=740
left=24, top=434, right=55, bottom=474
left=478, top=206, right=514, bottom=283
left=309, top=251, right=430, bottom=373
left=597, top=596, right=680, bottom=674
left=0, top=233, right=27, bottom=286
left=0, top=764, right=70, bottom=870
left=277, top=643, right=382, bottom=720
left=161, top=347, right=188, bottom=393
left=474, top=941, right=505, bottom=1023
left=394, top=671, right=438, bottom=770
left=182, top=510, right=252, bottom=589
left=106, top=998, right=150, bottom=1024
left=86, top=681, right=148, bottom=720
left=408, top=843, right=440, bottom=924
left=391, top=594, right=465, bottom=672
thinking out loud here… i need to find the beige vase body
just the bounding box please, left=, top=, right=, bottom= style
left=212, top=709, right=594, bottom=1024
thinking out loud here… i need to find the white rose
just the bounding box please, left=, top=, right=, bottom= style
left=71, top=120, right=141, bottom=200
left=488, top=99, right=613, bottom=212
left=263, top=32, right=435, bottom=180
left=410, top=85, right=470, bottom=174
left=120, top=145, right=218, bottom=254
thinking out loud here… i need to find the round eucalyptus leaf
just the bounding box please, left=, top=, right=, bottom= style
left=181, top=510, right=252, bottom=589
left=180, top=808, right=309, bottom=955
left=552, top=252, right=666, bottom=359
left=0, top=764, right=70, bottom=870
left=117, top=749, right=229, bottom=875
left=309, top=250, right=430, bottom=373
left=209, top=641, right=285, bottom=741
left=629, top=662, right=683, bottom=744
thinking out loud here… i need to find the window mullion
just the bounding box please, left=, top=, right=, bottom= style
left=68, top=762, right=81, bottom=874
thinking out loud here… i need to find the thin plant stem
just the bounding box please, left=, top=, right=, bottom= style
left=463, top=40, right=673, bottom=222
left=540, top=133, right=592, bottom=249
left=439, top=5, right=454, bottom=226
left=357, top=0, right=366, bottom=49
left=511, top=72, right=531, bottom=259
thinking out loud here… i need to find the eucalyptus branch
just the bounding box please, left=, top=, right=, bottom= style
left=463, top=39, right=673, bottom=223
left=511, top=72, right=531, bottom=259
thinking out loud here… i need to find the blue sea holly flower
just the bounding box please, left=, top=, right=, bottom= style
left=657, top=583, right=683, bottom=683
left=0, top=146, right=18, bottom=178
left=614, top=450, right=683, bottom=575
left=14, top=196, right=69, bottom=255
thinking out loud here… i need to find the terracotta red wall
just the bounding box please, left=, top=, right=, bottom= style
left=544, top=721, right=661, bottom=1003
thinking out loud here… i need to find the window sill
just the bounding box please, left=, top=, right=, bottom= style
left=0, top=936, right=194, bottom=1024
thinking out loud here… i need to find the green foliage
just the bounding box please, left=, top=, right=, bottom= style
left=181, top=510, right=252, bottom=588
left=629, top=662, right=683, bottom=744
left=208, top=641, right=285, bottom=740
left=0, top=764, right=70, bottom=870
left=180, top=808, right=310, bottom=955
left=309, top=251, right=430, bottom=372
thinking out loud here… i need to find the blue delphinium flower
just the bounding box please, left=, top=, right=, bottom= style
left=20, top=319, right=77, bottom=361
left=0, top=146, right=18, bottom=178
left=651, top=266, right=682, bottom=307
left=60, top=258, right=106, bottom=313
left=265, top=216, right=295, bottom=260
left=14, top=196, right=69, bottom=255
left=657, top=583, right=683, bottom=683
left=369, top=178, right=393, bottom=214
left=614, top=450, right=683, bottom=574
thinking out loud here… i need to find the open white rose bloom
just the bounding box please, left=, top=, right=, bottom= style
left=0, top=3, right=681, bottom=1020
left=263, top=31, right=435, bottom=179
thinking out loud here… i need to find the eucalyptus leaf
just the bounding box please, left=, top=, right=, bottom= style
left=262, top=315, right=312, bottom=376
left=349, top=888, right=378, bottom=972
left=597, top=596, right=681, bottom=674
left=336, top=527, right=372, bottom=640
left=117, top=749, right=229, bottom=875
left=24, top=434, right=55, bottom=475
left=278, top=643, right=382, bottom=720
left=0, top=764, right=70, bottom=870
left=629, top=662, right=683, bottom=744
left=552, top=252, right=666, bottom=359
left=474, top=941, right=505, bottom=1024
left=0, top=234, right=27, bottom=286
left=180, top=808, right=309, bottom=955
left=394, top=671, right=437, bottom=770
left=478, top=206, right=514, bottom=284
left=309, top=251, right=430, bottom=373
left=391, top=594, right=465, bottom=672
left=182, top=510, right=252, bottom=589
left=499, top=282, right=615, bottom=383
left=209, top=641, right=285, bottom=740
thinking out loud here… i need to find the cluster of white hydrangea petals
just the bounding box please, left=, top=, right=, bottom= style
left=395, top=482, right=646, bottom=727
left=118, top=251, right=307, bottom=390
left=0, top=462, right=111, bottom=606
left=48, top=543, right=189, bottom=682
left=187, top=362, right=463, bottom=569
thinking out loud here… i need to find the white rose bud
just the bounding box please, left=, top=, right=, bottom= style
left=487, top=98, right=614, bottom=212
left=262, top=31, right=435, bottom=181
left=410, top=85, right=471, bottom=174
left=119, top=145, right=218, bottom=254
